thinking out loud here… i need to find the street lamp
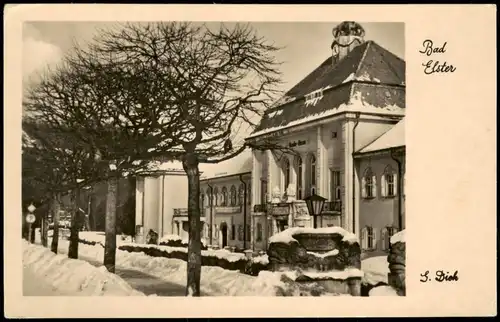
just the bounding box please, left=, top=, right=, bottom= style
left=304, top=192, right=327, bottom=229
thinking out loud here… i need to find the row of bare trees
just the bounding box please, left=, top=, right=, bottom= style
left=22, top=21, right=284, bottom=296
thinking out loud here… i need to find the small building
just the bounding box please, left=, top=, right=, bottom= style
left=353, top=119, right=405, bottom=257
left=200, top=150, right=253, bottom=250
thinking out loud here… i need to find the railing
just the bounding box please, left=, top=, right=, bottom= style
left=253, top=204, right=267, bottom=213
left=322, top=200, right=342, bottom=213
left=214, top=205, right=242, bottom=214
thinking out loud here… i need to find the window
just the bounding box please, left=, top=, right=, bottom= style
left=310, top=154, right=316, bottom=188
left=206, top=188, right=212, bottom=206
left=246, top=224, right=251, bottom=242
left=247, top=183, right=251, bottom=204
left=361, top=168, right=377, bottom=199
left=238, top=184, right=245, bottom=205
left=238, top=225, right=243, bottom=241
left=381, top=226, right=399, bottom=251
left=200, top=193, right=205, bottom=209
left=230, top=185, right=237, bottom=206
left=283, top=158, right=291, bottom=191
left=213, top=187, right=219, bottom=206
left=260, top=180, right=267, bottom=204
left=231, top=224, right=236, bottom=240
left=330, top=170, right=341, bottom=201
left=295, top=156, right=303, bottom=199
left=361, top=226, right=377, bottom=250
left=221, top=187, right=228, bottom=206
left=256, top=223, right=263, bottom=242
left=381, top=166, right=397, bottom=198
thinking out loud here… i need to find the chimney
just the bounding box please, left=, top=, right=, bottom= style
left=331, top=21, right=366, bottom=64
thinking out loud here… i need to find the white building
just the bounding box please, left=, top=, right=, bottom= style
left=245, top=22, right=405, bottom=250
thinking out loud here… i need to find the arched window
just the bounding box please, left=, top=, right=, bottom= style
left=295, top=156, right=303, bottom=199
left=256, top=223, right=263, bottom=242
left=221, top=186, right=228, bottom=206
left=231, top=224, right=236, bottom=240
left=206, top=188, right=212, bottom=206
left=230, top=185, right=237, bottom=206
left=213, top=187, right=219, bottom=206
left=238, top=184, right=245, bottom=205
left=361, top=167, right=376, bottom=199
left=283, top=158, right=291, bottom=191
left=381, top=165, right=397, bottom=198
left=310, top=154, right=317, bottom=192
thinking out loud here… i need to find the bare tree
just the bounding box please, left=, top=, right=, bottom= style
left=23, top=36, right=184, bottom=271
left=77, top=22, right=289, bottom=295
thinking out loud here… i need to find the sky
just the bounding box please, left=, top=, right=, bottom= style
left=23, top=21, right=404, bottom=176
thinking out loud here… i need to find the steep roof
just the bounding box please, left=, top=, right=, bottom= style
left=249, top=41, right=405, bottom=138
left=356, top=118, right=405, bottom=154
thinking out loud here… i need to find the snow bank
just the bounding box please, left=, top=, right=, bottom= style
left=361, top=256, right=389, bottom=285
left=268, top=226, right=359, bottom=245
left=122, top=243, right=247, bottom=262
left=159, top=234, right=207, bottom=247
left=54, top=240, right=276, bottom=296
left=22, top=240, right=146, bottom=296
left=390, top=229, right=405, bottom=244
left=369, top=285, right=399, bottom=296
left=252, top=254, right=269, bottom=265
left=307, top=249, right=339, bottom=258
left=160, top=234, right=182, bottom=242
left=296, top=268, right=364, bottom=280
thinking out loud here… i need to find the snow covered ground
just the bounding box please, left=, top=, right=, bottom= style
left=369, top=285, right=399, bottom=296
left=48, top=238, right=283, bottom=296
left=23, top=240, right=146, bottom=296
left=361, top=256, right=390, bottom=286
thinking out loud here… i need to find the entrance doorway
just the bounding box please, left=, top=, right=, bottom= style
left=220, top=222, right=228, bottom=248
left=277, top=219, right=288, bottom=232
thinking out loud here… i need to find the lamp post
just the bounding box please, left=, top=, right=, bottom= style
left=304, top=192, right=327, bottom=229
left=26, top=203, right=37, bottom=243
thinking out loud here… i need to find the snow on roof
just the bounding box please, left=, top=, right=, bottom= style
left=248, top=89, right=405, bottom=139
left=390, top=229, right=405, bottom=244
left=356, top=118, right=405, bottom=154
left=147, top=160, right=185, bottom=173
left=200, top=149, right=252, bottom=180
left=250, top=40, right=405, bottom=137
left=268, top=226, right=359, bottom=245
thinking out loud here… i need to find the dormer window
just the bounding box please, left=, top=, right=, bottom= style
left=305, top=88, right=325, bottom=107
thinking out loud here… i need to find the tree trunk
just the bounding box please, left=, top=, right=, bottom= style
left=50, top=194, right=61, bottom=254
left=41, top=212, right=48, bottom=247
left=104, top=175, right=118, bottom=273
left=182, top=153, right=202, bottom=297
left=68, top=187, right=80, bottom=259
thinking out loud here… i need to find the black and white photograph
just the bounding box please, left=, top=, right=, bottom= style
left=5, top=3, right=496, bottom=319
left=20, top=19, right=406, bottom=298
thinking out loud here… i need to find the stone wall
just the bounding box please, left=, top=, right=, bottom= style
left=387, top=233, right=405, bottom=296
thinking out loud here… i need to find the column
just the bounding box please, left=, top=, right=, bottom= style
left=266, top=150, right=278, bottom=202
left=251, top=149, right=262, bottom=206
left=343, top=119, right=354, bottom=233
left=316, top=126, right=328, bottom=198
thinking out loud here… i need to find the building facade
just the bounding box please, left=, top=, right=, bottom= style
left=134, top=162, right=192, bottom=243
left=199, top=150, right=253, bottom=250
left=354, top=119, right=405, bottom=257
left=245, top=22, right=406, bottom=251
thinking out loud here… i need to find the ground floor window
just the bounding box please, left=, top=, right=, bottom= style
left=277, top=219, right=288, bottom=232
left=381, top=226, right=399, bottom=251
left=231, top=224, right=236, bottom=240
left=361, top=226, right=377, bottom=250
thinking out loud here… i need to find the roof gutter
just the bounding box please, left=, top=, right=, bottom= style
left=390, top=148, right=404, bottom=231
left=353, top=145, right=405, bottom=159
